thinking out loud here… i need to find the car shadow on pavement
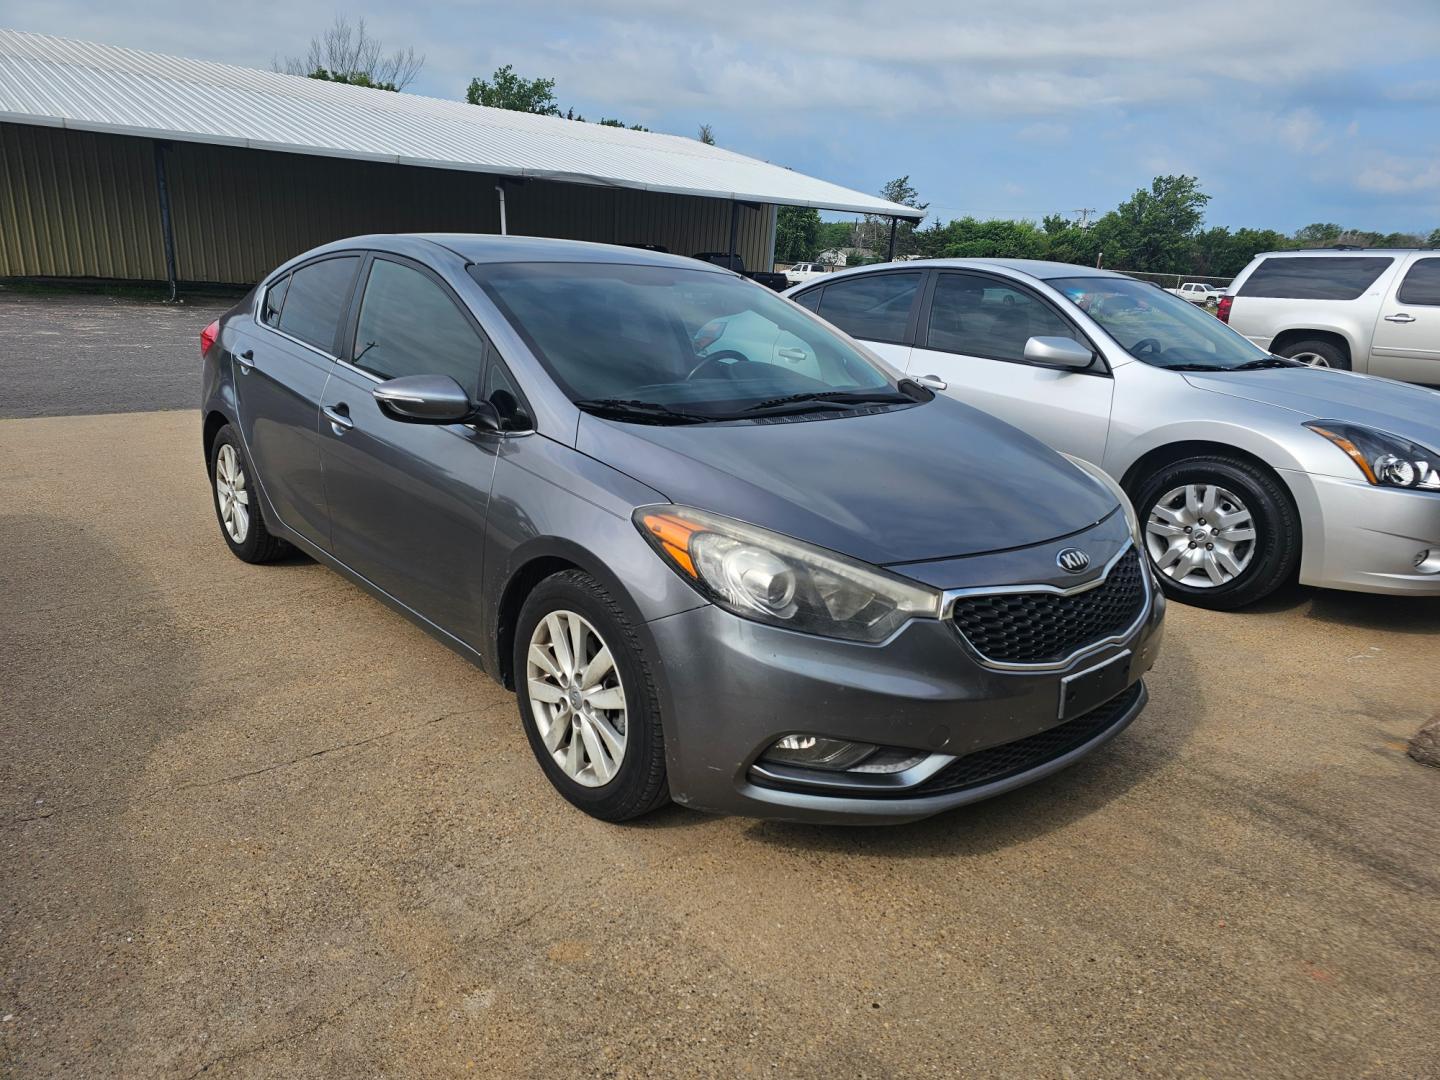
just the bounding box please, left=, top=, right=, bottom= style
left=734, top=635, right=1206, bottom=858
left=1212, top=580, right=1440, bottom=635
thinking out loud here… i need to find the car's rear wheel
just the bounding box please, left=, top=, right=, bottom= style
left=514, top=570, right=669, bottom=821
left=1133, top=455, right=1300, bottom=610
left=1276, top=338, right=1350, bottom=370
left=209, top=424, right=288, bottom=563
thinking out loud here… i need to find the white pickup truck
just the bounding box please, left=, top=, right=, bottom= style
left=1165, top=282, right=1225, bottom=305
left=784, top=261, right=828, bottom=287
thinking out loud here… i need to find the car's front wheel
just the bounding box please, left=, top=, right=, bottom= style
left=1132, top=455, right=1300, bottom=610
left=514, top=570, right=670, bottom=821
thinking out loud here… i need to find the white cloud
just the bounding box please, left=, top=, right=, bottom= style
left=1355, top=155, right=1440, bottom=195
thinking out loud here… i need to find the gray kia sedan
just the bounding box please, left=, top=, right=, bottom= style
left=200, top=235, right=1164, bottom=824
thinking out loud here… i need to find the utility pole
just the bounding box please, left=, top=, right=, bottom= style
left=1074, top=207, right=1096, bottom=229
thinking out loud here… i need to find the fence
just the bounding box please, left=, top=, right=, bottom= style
left=1115, top=270, right=1234, bottom=291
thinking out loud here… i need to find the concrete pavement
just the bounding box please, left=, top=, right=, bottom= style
left=1, top=408, right=1437, bottom=1077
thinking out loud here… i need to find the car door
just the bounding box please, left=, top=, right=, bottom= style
left=1368, top=255, right=1440, bottom=385
left=317, top=254, right=505, bottom=645
left=906, top=270, right=1114, bottom=464
left=236, top=254, right=362, bottom=548
left=801, top=269, right=924, bottom=372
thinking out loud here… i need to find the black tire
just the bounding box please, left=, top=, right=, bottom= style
left=208, top=424, right=289, bottom=564
left=513, top=570, right=670, bottom=822
left=1131, top=455, right=1300, bottom=611
left=1275, top=337, right=1350, bottom=370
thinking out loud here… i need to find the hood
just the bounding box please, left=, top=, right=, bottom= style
left=575, top=396, right=1117, bottom=566
left=1182, top=368, right=1440, bottom=448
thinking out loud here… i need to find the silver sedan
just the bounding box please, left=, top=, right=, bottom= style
left=787, top=260, right=1440, bottom=608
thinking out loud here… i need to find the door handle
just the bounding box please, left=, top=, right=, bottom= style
left=777, top=347, right=808, bottom=362
left=1384, top=313, right=1416, bottom=323
left=323, top=403, right=353, bottom=434
left=237, top=349, right=254, bottom=375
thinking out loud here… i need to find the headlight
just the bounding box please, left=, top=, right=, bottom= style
left=635, top=505, right=940, bottom=642
left=1306, top=422, right=1440, bottom=491
left=1061, top=453, right=1142, bottom=547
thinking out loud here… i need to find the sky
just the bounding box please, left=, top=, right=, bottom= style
left=7, top=0, right=1440, bottom=234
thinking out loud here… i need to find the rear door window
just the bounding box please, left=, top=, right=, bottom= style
left=1237, top=256, right=1393, bottom=301
left=817, top=272, right=922, bottom=343
left=793, top=288, right=823, bottom=313
left=1396, top=258, right=1440, bottom=306
left=352, top=258, right=487, bottom=393
left=277, top=256, right=360, bottom=352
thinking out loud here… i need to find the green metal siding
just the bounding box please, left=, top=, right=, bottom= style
left=0, top=122, right=775, bottom=285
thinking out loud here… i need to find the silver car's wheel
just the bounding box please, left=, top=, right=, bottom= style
left=1289, top=350, right=1330, bottom=368
left=1145, top=483, right=1256, bottom=588
left=525, top=609, right=628, bottom=788
left=214, top=442, right=251, bottom=544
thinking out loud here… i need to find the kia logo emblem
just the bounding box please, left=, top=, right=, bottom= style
left=1057, top=548, right=1091, bottom=574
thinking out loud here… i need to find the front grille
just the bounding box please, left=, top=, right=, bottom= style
left=950, top=547, right=1146, bottom=665
left=913, top=682, right=1143, bottom=797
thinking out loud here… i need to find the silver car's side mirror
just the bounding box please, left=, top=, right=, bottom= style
left=373, top=374, right=500, bottom=430
left=1023, top=336, right=1095, bottom=371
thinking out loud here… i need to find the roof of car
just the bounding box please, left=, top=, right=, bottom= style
left=797, top=258, right=1126, bottom=288
left=290, top=233, right=734, bottom=273
left=1251, top=248, right=1430, bottom=258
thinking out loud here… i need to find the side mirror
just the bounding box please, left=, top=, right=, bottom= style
left=373, top=374, right=500, bottom=431
left=1024, top=336, right=1094, bottom=371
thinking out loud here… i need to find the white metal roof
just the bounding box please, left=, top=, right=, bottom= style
left=0, top=29, right=923, bottom=220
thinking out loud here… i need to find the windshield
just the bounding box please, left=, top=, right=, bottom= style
left=1050, top=276, right=1268, bottom=370
left=472, top=262, right=897, bottom=415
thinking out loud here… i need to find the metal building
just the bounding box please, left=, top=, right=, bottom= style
left=0, top=30, right=921, bottom=291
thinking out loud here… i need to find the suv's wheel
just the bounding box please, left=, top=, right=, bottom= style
left=1132, top=455, right=1300, bottom=610
left=209, top=424, right=289, bottom=563
left=1276, top=338, right=1350, bottom=370
left=514, top=570, right=669, bottom=821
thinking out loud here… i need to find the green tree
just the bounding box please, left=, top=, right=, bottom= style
left=1429, top=227, right=1440, bottom=247
left=815, top=220, right=857, bottom=256
left=698, top=124, right=716, bottom=145
left=466, top=65, right=560, bottom=114
left=862, top=176, right=929, bottom=257
left=1097, top=175, right=1209, bottom=272
left=1294, top=223, right=1343, bottom=247
left=775, top=206, right=822, bottom=263
left=598, top=118, right=650, bottom=132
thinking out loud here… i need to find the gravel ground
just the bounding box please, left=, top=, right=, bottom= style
left=0, top=291, right=235, bottom=418
left=1, top=408, right=1437, bottom=1079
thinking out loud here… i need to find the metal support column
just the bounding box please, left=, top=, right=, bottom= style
left=152, top=141, right=178, bottom=301
left=728, top=201, right=740, bottom=265
left=887, top=216, right=899, bottom=262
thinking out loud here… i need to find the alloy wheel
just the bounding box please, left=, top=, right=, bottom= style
left=525, top=610, right=628, bottom=787
left=215, top=443, right=251, bottom=544
left=1289, top=350, right=1330, bottom=368
left=1145, top=483, right=1256, bottom=588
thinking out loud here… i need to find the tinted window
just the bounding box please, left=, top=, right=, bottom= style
left=927, top=275, right=1080, bottom=362
left=261, top=274, right=289, bottom=328
left=278, top=257, right=359, bottom=351
left=1397, top=258, right=1440, bottom=306
left=353, top=259, right=485, bottom=391
left=1237, top=256, right=1393, bottom=301
left=793, top=288, right=822, bottom=312
left=817, top=273, right=921, bottom=342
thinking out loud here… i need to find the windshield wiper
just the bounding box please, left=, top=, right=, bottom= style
left=1230, top=356, right=1300, bottom=371
left=573, top=398, right=714, bottom=424
left=743, top=390, right=916, bottom=414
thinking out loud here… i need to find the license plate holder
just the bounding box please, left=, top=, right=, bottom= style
left=1059, top=651, right=1132, bottom=720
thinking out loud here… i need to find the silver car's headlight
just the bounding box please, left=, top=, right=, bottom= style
left=1306, top=422, right=1440, bottom=491
left=635, top=505, right=940, bottom=642
left=1062, top=453, right=1142, bottom=547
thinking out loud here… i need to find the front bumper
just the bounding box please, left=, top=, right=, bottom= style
left=1285, top=470, right=1440, bottom=595
left=647, top=566, right=1165, bottom=825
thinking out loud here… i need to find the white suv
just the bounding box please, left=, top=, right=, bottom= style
left=1221, top=249, right=1440, bottom=385
left=784, top=261, right=828, bottom=287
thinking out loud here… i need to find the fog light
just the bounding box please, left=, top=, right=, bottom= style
left=762, top=734, right=877, bottom=771
left=1414, top=549, right=1440, bottom=575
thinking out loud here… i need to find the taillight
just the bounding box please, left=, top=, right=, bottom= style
left=200, top=319, right=220, bottom=357
left=1216, top=295, right=1233, bottom=324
